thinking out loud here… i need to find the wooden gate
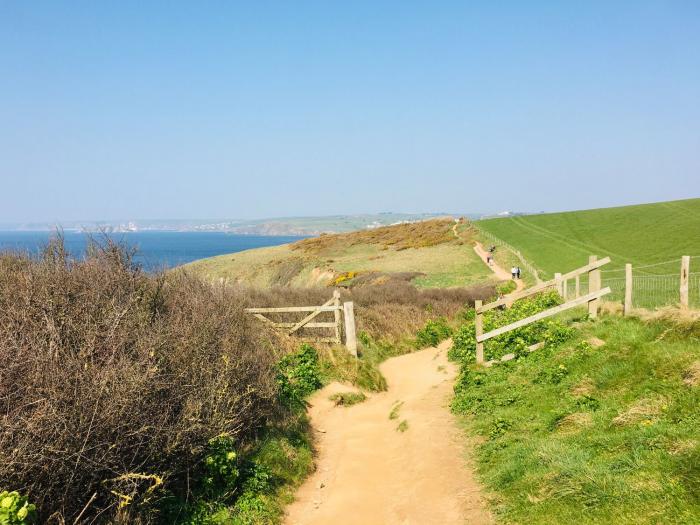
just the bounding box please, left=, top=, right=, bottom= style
left=245, top=290, right=358, bottom=356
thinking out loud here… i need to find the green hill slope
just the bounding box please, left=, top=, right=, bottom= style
left=477, top=198, right=700, bottom=279
left=183, top=219, right=496, bottom=289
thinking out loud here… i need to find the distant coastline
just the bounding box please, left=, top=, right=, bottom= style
left=0, top=230, right=304, bottom=270
left=0, top=211, right=532, bottom=237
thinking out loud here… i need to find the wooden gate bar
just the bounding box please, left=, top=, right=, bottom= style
left=245, top=292, right=356, bottom=355
left=477, top=287, right=611, bottom=344
left=478, top=256, right=611, bottom=314
left=288, top=296, right=336, bottom=334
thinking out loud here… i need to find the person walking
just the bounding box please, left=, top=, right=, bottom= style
left=511, top=266, right=517, bottom=280
left=516, top=266, right=521, bottom=279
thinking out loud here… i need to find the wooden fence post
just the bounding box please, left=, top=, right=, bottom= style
left=588, top=255, right=601, bottom=318
left=332, top=290, right=342, bottom=344
left=555, top=273, right=563, bottom=297
left=575, top=275, right=580, bottom=298
left=624, top=263, right=633, bottom=316
left=475, top=300, right=484, bottom=364
left=680, top=255, right=690, bottom=309
left=343, top=301, right=358, bottom=357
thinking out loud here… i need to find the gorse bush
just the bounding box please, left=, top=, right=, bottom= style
left=415, top=317, right=453, bottom=348
left=0, top=491, right=36, bottom=525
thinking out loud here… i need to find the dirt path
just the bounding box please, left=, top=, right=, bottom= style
left=473, top=241, right=525, bottom=292
left=285, top=340, right=492, bottom=525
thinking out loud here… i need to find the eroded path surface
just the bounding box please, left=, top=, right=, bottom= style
left=285, top=340, right=492, bottom=525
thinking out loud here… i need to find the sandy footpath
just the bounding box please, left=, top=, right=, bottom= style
left=284, top=340, right=492, bottom=525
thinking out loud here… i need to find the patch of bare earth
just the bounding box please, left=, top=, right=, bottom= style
left=683, top=361, right=700, bottom=387
left=284, top=340, right=492, bottom=525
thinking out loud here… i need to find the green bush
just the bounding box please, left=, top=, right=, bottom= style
left=415, top=317, right=453, bottom=348
left=0, top=491, right=36, bottom=525
left=201, top=434, right=240, bottom=498
left=277, top=344, right=322, bottom=406
left=449, top=291, right=572, bottom=364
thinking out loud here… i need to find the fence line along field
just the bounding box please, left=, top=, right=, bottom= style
left=476, top=198, right=700, bottom=310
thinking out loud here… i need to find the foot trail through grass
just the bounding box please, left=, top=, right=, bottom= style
left=284, top=340, right=492, bottom=525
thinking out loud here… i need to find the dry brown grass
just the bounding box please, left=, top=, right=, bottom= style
left=290, top=218, right=462, bottom=255
left=683, top=361, right=700, bottom=387
left=612, top=395, right=669, bottom=426
left=235, top=278, right=494, bottom=346
left=556, top=412, right=593, bottom=434
left=0, top=240, right=294, bottom=523
left=570, top=377, right=596, bottom=397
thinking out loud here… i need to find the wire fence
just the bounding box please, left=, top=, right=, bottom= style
left=473, top=227, right=700, bottom=311
left=562, top=268, right=700, bottom=310
left=471, top=224, right=543, bottom=283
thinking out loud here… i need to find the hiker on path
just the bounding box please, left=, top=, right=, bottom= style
left=511, top=266, right=517, bottom=280
left=516, top=267, right=521, bottom=279
left=486, top=252, right=493, bottom=265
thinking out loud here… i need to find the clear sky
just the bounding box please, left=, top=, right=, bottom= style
left=1, top=1, right=699, bottom=222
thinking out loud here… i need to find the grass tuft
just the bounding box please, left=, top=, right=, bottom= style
left=329, top=391, right=367, bottom=407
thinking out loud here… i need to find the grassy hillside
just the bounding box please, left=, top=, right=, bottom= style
left=477, top=198, right=700, bottom=279
left=184, top=219, right=496, bottom=289
left=450, top=297, right=700, bottom=524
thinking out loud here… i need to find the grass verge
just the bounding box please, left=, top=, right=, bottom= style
left=451, top=310, right=700, bottom=524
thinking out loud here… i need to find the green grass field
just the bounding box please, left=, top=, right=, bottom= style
left=477, top=198, right=700, bottom=278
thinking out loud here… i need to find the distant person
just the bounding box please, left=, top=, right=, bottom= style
left=511, top=266, right=517, bottom=280
left=516, top=266, right=521, bottom=279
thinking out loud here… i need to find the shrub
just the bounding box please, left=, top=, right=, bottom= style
left=0, top=239, right=288, bottom=522
left=415, top=317, right=453, bottom=348
left=201, top=434, right=240, bottom=498
left=449, top=291, right=572, bottom=364
left=277, top=344, right=322, bottom=406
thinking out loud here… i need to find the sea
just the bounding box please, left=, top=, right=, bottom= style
left=0, top=231, right=304, bottom=271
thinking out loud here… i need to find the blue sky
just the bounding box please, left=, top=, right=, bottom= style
left=1, top=1, right=699, bottom=222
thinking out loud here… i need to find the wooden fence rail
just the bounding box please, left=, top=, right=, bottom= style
left=245, top=290, right=358, bottom=356
left=475, top=256, right=611, bottom=365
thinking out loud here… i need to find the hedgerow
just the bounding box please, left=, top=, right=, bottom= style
left=0, top=239, right=309, bottom=523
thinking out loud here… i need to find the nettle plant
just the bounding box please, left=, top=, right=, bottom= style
left=0, top=491, right=36, bottom=525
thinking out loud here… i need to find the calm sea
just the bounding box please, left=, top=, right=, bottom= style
left=0, top=231, right=303, bottom=271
